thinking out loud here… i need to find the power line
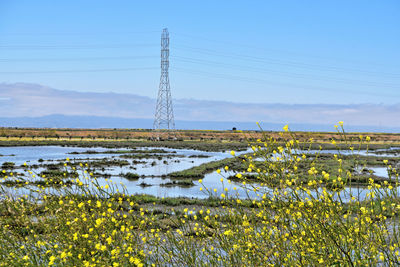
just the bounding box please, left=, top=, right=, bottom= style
left=173, top=32, right=399, bottom=70
left=0, top=40, right=397, bottom=77
left=1, top=53, right=398, bottom=87
left=0, top=29, right=393, bottom=70
left=172, top=44, right=400, bottom=78
left=171, top=56, right=400, bottom=88
left=0, top=30, right=160, bottom=36
left=0, top=43, right=158, bottom=50
left=0, top=60, right=397, bottom=89
left=0, top=67, right=157, bottom=74
left=0, top=55, right=158, bottom=62
left=172, top=67, right=400, bottom=98
left=0, top=33, right=397, bottom=94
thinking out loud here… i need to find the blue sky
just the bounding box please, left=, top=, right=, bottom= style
left=0, top=0, right=399, bottom=104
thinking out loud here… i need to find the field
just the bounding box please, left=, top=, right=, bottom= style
left=0, top=126, right=399, bottom=266
left=2, top=127, right=400, bottom=143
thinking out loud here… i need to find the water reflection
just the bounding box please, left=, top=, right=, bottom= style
left=1, top=146, right=399, bottom=201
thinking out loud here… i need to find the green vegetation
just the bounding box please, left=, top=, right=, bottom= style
left=59, top=158, right=130, bottom=168
left=0, top=139, right=249, bottom=152
left=168, top=156, right=245, bottom=179
left=1, top=177, right=73, bottom=187
left=123, top=172, right=140, bottom=180
left=0, top=125, right=399, bottom=265
left=188, top=154, right=211, bottom=158
left=120, top=153, right=184, bottom=159
left=1, top=162, right=15, bottom=169
left=160, top=179, right=195, bottom=187
left=68, top=148, right=171, bottom=154
left=39, top=169, right=79, bottom=178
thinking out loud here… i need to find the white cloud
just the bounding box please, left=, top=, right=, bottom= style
left=1, top=82, right=399, bottom=128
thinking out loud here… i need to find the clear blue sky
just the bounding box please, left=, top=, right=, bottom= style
left=0, top=0, right=399, bottom=104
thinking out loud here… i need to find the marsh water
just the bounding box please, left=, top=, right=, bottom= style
left=0, top=146, right=249, bottom=198
left=0, top=145, right=398, bottom=200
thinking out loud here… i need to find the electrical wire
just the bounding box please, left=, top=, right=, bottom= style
left=172, top=44, right=400, bottom=78
left=0, top=67, right=157, bottom=74
left=173, top=32, right=399, bottom=70
left=171, top=56, right=400, bottom=88
left=171, top=67, right=400, bottom=98
left=0, top=43, right=158, bottom=50
left=0, top=55, right=158, bottom=62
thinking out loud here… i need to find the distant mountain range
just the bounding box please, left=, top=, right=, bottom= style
left=1, top=114, right=399, bottom=132
left=0, top=82, right=399, bottom=132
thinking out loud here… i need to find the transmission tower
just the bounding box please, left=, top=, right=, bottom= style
left=153, top=28, right=175, bottom=134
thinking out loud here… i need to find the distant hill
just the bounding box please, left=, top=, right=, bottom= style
left=1, top=114, right=400, bottom=133
left=0, top=82, right=399, bottom=131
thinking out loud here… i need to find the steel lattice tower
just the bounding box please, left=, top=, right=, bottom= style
left=153, top=28, right=175, bottom=132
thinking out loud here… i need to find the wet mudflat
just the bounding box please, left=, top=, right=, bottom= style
left=0, top=145, right=245, bottom=198
left=1, top=144, right=399, bottom=200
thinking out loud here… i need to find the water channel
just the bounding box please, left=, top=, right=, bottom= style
left=0, top=146, right=398, bottom=200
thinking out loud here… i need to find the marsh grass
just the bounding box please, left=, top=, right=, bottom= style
left=168, top=157, right=245, bottom=180
left=0, top=124, right=399, bottom=266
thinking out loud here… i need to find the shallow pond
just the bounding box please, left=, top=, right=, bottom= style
left=0, top=146, right=399, bottom=201
left=0, top=146, right=123, bottom=164
left=0, top=146, right=247, bottom=198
